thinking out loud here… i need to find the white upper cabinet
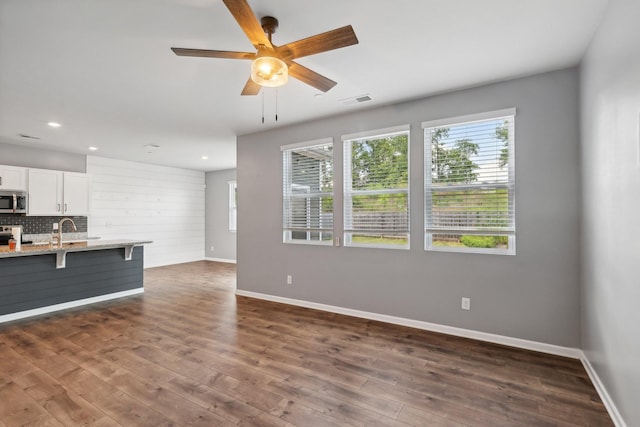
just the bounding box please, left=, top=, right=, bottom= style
left=28, top=168, right=89, bottom=216
left=28, top=169, right=63, bottom=215
left=63, top=172, right=89, bottom=216
left=0, top=165, right=27, bottom=191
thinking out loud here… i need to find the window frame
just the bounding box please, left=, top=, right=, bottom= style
left=342, top=124, right=411, bottom=250
left=228, top=180, right=237, bottom=232
left=281, top=138, right=334, bottom=246
left=422, top=108, right=516, bottom=255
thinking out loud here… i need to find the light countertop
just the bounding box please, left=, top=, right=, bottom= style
left=0, top=239, right=152, bottom=259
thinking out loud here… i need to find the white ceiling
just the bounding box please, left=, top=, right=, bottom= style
left=0, top=0, right=608, bottom=171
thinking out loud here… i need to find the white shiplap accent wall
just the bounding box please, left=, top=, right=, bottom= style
left=87, top=156, right=205, bottom=268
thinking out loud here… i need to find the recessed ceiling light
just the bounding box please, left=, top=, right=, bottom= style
left=47, top=122, right=62, bottom=128
left=88, top=146, right=98, bottom=151
left=201, top=156, right=209, bottom=160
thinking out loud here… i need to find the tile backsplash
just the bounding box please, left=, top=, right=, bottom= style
left=0, top=215, right=87, bottom=234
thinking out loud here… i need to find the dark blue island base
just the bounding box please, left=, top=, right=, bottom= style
left=0, top=246, right=144, bottom=322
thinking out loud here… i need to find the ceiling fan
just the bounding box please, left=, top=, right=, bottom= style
left=171, top=0, right=359, bottom=96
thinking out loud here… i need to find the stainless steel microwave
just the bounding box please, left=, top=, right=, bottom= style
left=0, top=191, right=27, bottom=214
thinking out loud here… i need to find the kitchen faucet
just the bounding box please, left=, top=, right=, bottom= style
left=54, top=217, right=77, bottom=248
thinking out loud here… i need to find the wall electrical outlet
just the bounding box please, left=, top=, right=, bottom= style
left=461, top=297, right=471, bottom=310
left=210, top=246, right=215, bottom=252
left=286, top=275, right=293, bottom=285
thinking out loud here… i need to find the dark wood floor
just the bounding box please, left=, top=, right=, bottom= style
left=0, top=261, right=612, bottom=426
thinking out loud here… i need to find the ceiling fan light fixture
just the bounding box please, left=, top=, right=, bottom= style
left=251, top=55, right=288, bottom=88
left=171, top=2, right=358, bottom=95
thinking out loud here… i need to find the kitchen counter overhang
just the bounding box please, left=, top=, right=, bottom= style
left=0, top=239, right=152, bottom=269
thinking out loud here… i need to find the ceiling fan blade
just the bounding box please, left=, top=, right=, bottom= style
left=241, top=77, right=261, bottom=96
left=222, top=0, right=273, bottom=50
left=287, top=62, right=337, bottom=93
left=171, top=47, right=255, bottom=60
left=277, top=25, right=359, bottom=61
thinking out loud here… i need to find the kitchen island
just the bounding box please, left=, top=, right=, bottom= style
left=0, top=239, right=151, bottom=323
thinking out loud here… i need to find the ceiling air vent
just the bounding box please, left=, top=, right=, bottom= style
left=339, top=94, right=373, bottom=106
left=18, top=134, right=41, bottom=140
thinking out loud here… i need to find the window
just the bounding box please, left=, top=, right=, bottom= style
left=423, top=109, right=515, bottom=254
left=282, top=138, right=333, bottom=244
left=343, top=125, right=410, bottom=249
left=228, top=181, right=237, bottom=232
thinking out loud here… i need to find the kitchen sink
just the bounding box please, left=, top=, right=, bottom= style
left=30, top=237, right=101, bottom=246
left=62, top=237, right=102, bottom=244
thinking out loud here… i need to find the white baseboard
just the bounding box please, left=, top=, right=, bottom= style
left=204, top=257, right=237, bottom=264
left=234, top=289, right=581, bottom=359
left=580, top=354, right=627, bottom=427
left=0, top=288, right=144, bottom=324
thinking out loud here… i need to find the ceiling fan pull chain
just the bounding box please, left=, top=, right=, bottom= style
left=275, top=88, right=278, bottom=122
left=261, top=91, right=265, bottom=124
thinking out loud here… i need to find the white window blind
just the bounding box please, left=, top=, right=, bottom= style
left=423, top=109, right=515, bottom=254
left=282, top=139, right=333, bottom=244
left=343, top=126, right=410, bottom=249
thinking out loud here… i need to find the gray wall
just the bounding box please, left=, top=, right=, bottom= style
left=237, top=68, right=581, bottom=347
left=580, top=0, right=640, bottom=424
left=205, top=168, right=237, bottom=262
left=0, top=141, right=86, bottom=172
